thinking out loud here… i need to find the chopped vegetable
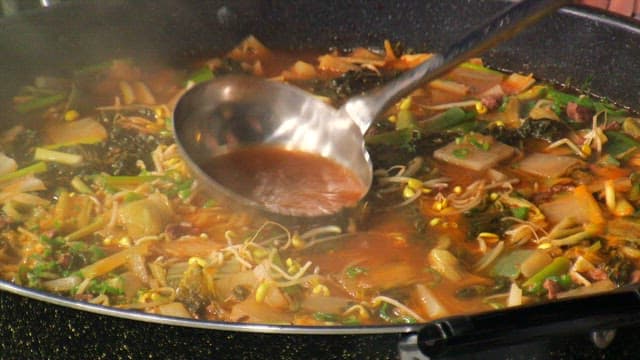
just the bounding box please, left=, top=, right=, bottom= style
left=433, top=134, right=514, bottom=171
left=516, top=152, right=581, bottom=178
left=522, top=256, right=571, bottom=294
left=34, top=147, right=83, bottom=166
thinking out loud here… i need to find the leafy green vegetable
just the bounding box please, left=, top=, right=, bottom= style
left=465, top=203, right=512, bottom=239
left=378, top=302, right=416, bottom=324
left=85, top=277, right=124, bottom=296
left=15, top=93, right=67, bottom=114
left=345, top=266, right=368, bottom=278
left=422, top=107, right=474, bottom=132
left=484, top=119, right=569, bottom=147
left=511, top=207, right=530, bottom=220
left=365, top=128, right=416, bottom=147
left=396, top=109, right=417, bottom=130
left=313, top=312, right=340, bottom=322
left=604, top=131, right=640, bottom=159
left=546, top=88, right=627, bottom=117
left=329, top=68, right=393, bottom=100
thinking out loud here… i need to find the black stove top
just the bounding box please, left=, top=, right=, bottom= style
left=1, top=290, right=637, bottom=359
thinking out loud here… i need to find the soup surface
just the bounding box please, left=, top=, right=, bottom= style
left=203, top=145, right=366, bottom=216
left=1, top=35, right=640, bottom=326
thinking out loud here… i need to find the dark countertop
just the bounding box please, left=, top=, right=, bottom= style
left=1, top=290, right=638, bottom=360
left=2, top=1, right=640, bottom=359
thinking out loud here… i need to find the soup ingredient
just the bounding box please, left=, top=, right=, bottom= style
left=203, top=146, right=366, bottom=216
left=2, top=36, right=640, bottom=327
left=433, top=133, right=515, bottom=171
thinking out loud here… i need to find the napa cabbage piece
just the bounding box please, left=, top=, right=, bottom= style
left=428, top=249, right=465, bottom=282
left=516, top=152, right=582, bottom=178
left=118, top=193, right=173, bottom=238
left=433, top=134, right=515, bottom=171
left=539, top=185, right=605, bottom=225
left=44, top=117, right=107, bottom=146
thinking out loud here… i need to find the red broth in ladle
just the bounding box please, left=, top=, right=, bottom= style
left=202, top=145, right=367, bottom=216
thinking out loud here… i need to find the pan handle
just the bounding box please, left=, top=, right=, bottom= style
left=416, top=284, right=640, bottom=358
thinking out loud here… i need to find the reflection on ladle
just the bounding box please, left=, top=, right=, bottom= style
left=173, top=0, right=571, bottom=218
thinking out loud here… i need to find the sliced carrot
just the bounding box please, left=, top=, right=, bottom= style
left=501, top=73, right=535, bottom=95
left=589, top=164, right=632, bottom=180
left=574, top=184, right=605, bottom=225
left=383, top=39, right=397, bottom=61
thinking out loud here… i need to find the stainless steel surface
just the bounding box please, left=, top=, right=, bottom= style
left=172, top=0, right=569, bottom=218
left=173, top=75, right=369, bottom=218
left=0, top=277, right=421, bottom=335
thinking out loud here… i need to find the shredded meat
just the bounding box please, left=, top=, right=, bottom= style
left=631, top=270, right=640, bottom=284
left=543, top=279, right=561, bottom=300
left=566, top=102, right=593, bottom=123
left=587, top=268, right=609, bottom=282
left=532, top=184, right=576, bottom=203
left=479, top=84, right=504, bottom=111
left=165, top=223, right=199, bottom=240
left=481, top=96, right=501, bottom=111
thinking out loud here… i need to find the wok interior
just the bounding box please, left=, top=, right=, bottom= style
left=1, top=0, right=640, bottom=333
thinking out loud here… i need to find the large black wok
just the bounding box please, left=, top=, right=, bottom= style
left=2, top=1, right=640, bottom=359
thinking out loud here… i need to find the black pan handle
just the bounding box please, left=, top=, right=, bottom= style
left=417, top=284, right=640, bottom=358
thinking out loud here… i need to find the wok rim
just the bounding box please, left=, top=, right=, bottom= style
left=0, top=280, right=421, bottom=334
left=1, top=1, right=640, bottom=336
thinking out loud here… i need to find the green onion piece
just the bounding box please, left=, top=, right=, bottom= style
left=452, top=148, right=469, bottom=159
left=178, top=188, right=192, bottom=200
left=313, top=312, right=340, bottom=322
left=64, top=217, right=106, bottom=242
left=341, top=315, right=361, bottom=326
left=422, top=107, right=473, bottom=132
left=469, top=137, right=490, bottom=151
left=378, top=302, right=393, bottom=323
left=71, top=176, right=93, bottom=194
left=396, top=109, right=417, bottom=130
left=498, top=96, right=510, bottom=112
left=100, top=175, right=161, bottom=188
left=203, top=199, right=218, bottom=208
left=0, top=162, right=47, bottom=183
left=345, top=266, right=367, bottom=278
left=522, top=256, right=571, bottom=293
left=86, top=278, right=124, bottom=296
left=185, top=67, right=214, bottom=86
left=15, top=93, right=66, bottom=114
left=34, top=147, right=83, bottom=166
left=123, top=192, right=144, bottom=203
left=365, top=128, right=415, bottom=146
left=545, top=274, right=573, bottom=290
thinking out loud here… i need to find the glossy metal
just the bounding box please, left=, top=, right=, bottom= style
left=3, top=1, right=640, bottom=358
left=173, top=75, right=369, bottom=217
left=173, top=0, right=569, bottom=218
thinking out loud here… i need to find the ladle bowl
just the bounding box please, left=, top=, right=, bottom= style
left=173, top=75, right=371, bottom=217
left=173, top=0, right=571, bottom=218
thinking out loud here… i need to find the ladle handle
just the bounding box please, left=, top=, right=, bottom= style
left=416, top=284, right=640, bottom=358
left=343, top=0, right=573, bottom=134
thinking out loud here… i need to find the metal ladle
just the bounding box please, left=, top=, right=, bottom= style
left=173, top=0, right=570, bottom=218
